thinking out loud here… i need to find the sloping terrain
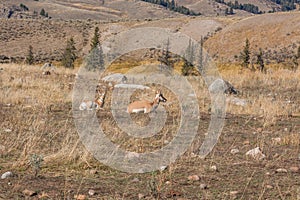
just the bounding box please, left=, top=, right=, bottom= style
left=205, top=12, right=300, bottom=63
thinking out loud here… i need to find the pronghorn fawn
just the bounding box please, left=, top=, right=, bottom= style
left=79, top=91, right=106, bottom=111
left=127, top=90, right=167, bottom=113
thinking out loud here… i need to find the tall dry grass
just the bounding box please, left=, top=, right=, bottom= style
left=0, top=63, right=299, bottom=170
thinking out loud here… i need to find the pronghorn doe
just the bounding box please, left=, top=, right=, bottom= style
left=79, top=91, right=106, bottom=111
left=127, top=90, right=167, bottom=113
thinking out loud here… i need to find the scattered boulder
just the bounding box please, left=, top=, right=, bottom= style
left=88, top=189, right=96, bottom=196
left=227, top=97, right=247, bottom=106
left=245, top=147, right=266, bottom=160
left=188, top=175, right=200, bottom=181
left=275, top=168, right=288, bottom=173
left=200, top=183, right=208, bottom=189
left=114, top=83, right=150, bottom=90
left=22, top=189, right=37, bottom=197
left=102, top=73, right=127, bottom=83
left=230, top=148, right=240, bottom=154
left=1, top=171, right=13, bottom=179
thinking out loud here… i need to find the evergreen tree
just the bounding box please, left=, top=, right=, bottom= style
left=240, top=38, right=250, bottom=68
left=159, top=38, right=172, bottom=67
left=61, top=37, right=77, bottom=68
left=256, top=48, right=265, bottom=72
left=40, top=8, right=46, bottom=16
left=85, top=45, right=104, bottom=71
left=90, top=27, right=100, bottom=51
left=25, top=45, right=34, bottom=65
left=182, top=38, right=195, bottom=76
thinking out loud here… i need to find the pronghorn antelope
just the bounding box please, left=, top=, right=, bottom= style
left=79, top=91, right=106, bottom=111
left=127, top=90, right=167, bottom=113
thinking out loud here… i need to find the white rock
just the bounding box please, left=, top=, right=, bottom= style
left=245, top=147, right=266, bottom=160
left=88, top=189, right=96, bottom=196
left=230, top=148, right=240, bottom=154
left=200, top=183, right=208, bottom=189
left=1, top=171, right=13, bottom=179
left=188, top=175, right=200, bottom=181
left=276, top=168, right=288, bottom=173
left=210, top=165, right=218, bottom=171
left=114, top=83, right=150, bottom=90
left=227, top=97, right=247, bottom=106
left=102, top=73, right=127, bottom=83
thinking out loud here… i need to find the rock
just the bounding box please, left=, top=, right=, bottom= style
left=230, top=148, right=240, bottom=154
left=88, top=189, right=96, bottom=196
left=4, top=128, right=12, bottom=133
left=289, top=166, right=299, bottom=173
left=138, top=193, right=145, bottom=199
left=102, top=73, right=127, bottom=83
left=22, top=189, right=37, bottom=197
left=89, top=169, right=98, bottom=175
left=200, top=183, right=208, bottom=189
left=1, top=171, right=13, bottom=179
left=230, top=191, right=238, bottom=195
left=276, top=168, right=288, bottom=173
left=227, top=97, right=247, bottom=106
left=188, top=175, right=200, bottom=181
left=243, top=140, right=250, bottom=145
left=159, top=166, right=168, bottom=171
left=266, top=185, right=273, bottom=189
left=132, top=177, right=140, bottom=182
left=210, top=165, right=218, bottom=172
left=74, top=194, right=86, bottom=200
left=245, top=147, right=266, bottom=160
left=114, top=83, right=150, bottom=90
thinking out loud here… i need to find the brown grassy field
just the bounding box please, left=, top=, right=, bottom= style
left=0, top=62, right=299, bottom=199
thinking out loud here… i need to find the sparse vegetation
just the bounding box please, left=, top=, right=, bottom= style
left=25, top=45, right=34, bottom=65
left=61, top=37, right=77, bottom=68
left=240, top=38, right=251, bottom=68
left=141, top=0, right=201, bottom=16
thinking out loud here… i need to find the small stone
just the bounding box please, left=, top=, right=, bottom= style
left=4, top=129, right=12, bottom=133
left=210, top=165, right=218, bottom=171
left=188, top=175, right=200, bottom=181
left=246, top=147, right=266, bottom=160
left=1, top=171, right=13, bottom=179
left=266, top=185, right=273, bottom=189
left=200, top=183, right=208, bottom=189
left=74, top=194, right=86, bottom=200
left=88, top=189, right=96, bottom=196
left=138, top=193, right=145, bottom=199
left=289, top=166, right=299, bottom=173
left=159, top=166, right=167, bottom=171
left=284, top=128, right=288, bottom=132
left=22, top=189, right=37, bottom=197
left=276, top=168, right=288, bottom=173
left=243, top=140, right=250, bottom=145
left=165, top=181, right=171, bottom=185
left=89, top=169, right=98, bottom=175
left=230, top=148, right=240, bottom=154
left=132, top=177, right=140, bottom=182
left=230, top=191, right=239, bottom=196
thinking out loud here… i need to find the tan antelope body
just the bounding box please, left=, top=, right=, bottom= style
left=127, top=90, right=167, bottom=113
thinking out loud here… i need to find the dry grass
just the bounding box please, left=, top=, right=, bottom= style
left=0, top=63, right=299, bottom=199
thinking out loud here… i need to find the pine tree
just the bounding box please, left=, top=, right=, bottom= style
left=90, top=27, right=100, bottom=51
left=159, top=38, right=172, bottom=67
left=25, top=45, right=34, bottom=65
left=182, top=38, right=195, bottom=76
left=256, top=48, right=264, bottom=72
left=40, top=8, right=46, bottom=16
left=85, top=45, right=104, bottom=71
left=240, top=38, right=250, bottom=68
left=61, top=37, right=77, bottom=68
